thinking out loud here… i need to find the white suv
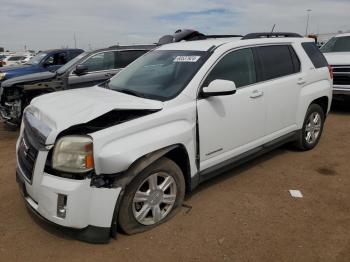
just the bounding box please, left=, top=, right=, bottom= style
left=16, top=33, right=332, bottom=243
left=321, top=33, right=350, bottom=100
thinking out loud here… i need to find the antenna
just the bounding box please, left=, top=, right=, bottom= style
left=271, top=24, right=276, bottom=33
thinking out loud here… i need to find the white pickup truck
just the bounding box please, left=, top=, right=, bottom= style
left=321, top=33, right=350, bottom=100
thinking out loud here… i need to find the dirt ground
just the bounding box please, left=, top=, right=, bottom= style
left=0, top=103, right=349, bottom=262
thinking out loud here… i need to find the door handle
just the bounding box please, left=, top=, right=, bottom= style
left=250, top=90, right=264, bottom=98
left=297, top=78, right=306, bottom=85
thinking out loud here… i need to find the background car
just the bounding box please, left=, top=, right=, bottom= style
left=1, top=55, right=27, bottom=66
left=321, top=33, right=350, bottom=101
left=0, top=48, right=84, bottom=84
left=0, top=45, right=152, bottom=126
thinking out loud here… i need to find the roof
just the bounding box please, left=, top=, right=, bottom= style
left=335, top=33, right=350, bottom=37
left=157, top=36, right=314, bottom=51
left=40, top=48, right=84, bottom=53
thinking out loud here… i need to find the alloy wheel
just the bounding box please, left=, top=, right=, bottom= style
left=132, top=172, right=177, bottom=225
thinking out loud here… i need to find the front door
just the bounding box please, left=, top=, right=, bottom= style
left=197, top=48, right=267, bottom=171
left=68, top=51, right=120, bottom=88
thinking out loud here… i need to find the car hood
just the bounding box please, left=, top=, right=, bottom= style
left=323, top=52, right=350, bottom=65
left=27, top=86, right=163, bottom=144
left=2, top=71, right=56, bottom=88
left=0, top=64, right=40, bottom=79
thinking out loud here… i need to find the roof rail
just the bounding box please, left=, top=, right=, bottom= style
left=242, top=32, right=302, bottom=40
left=157, top=29, right=242, bottom=45
left=205, top=35, right=243, bottom=39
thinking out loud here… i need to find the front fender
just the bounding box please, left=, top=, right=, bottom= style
left=92, top=119, right=197, bottom=177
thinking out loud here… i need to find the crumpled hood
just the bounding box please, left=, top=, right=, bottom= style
left=28, top=86, right=163, bottom=144
left=323, top=52, right=350, bottom=65
left=2, top=71, right=56, bottom=88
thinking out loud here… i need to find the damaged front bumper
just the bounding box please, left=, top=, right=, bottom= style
left=16, top=168, right=122, bottom=243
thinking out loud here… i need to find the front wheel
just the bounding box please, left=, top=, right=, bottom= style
left=295, top=104, right=325, bottom=151
left=118, top=157, right=185, bottom=235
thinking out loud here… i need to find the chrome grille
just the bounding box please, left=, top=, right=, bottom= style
left=332, top=65, right=350, bottom=86
left=18, top=131, right=39, bottom=182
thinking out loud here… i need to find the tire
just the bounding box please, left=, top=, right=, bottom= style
left=118, top=157, right=185, bottom=235
left=295, top=103, right=325, bottom=151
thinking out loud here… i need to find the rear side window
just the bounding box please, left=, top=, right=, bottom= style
left=255, top=45, right=297, bottom=81
left=204, top=48, right=256, bottom=88
left=82, top=51, right=116, bottom=72
left=116, top=50, right=148, bottom=68
left=302, top=42, right=328, bottom=68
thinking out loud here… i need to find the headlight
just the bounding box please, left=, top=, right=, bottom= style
left=0, top=72, right=6, bottom=81
left=52, top=136, right=94, bottom=173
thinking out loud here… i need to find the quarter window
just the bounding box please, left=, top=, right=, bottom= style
left=255, top=45, right=297, bottom=81
left=205, top=48, right=256, bottom=88
left=302, top=42, right=328, bottom=68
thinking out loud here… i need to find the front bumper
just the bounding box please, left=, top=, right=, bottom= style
left=17, top=171, right=112, bottom=243
left=16, top=147, right=122, bottom=243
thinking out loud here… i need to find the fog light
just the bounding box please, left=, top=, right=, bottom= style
left=57, top=194, right=67, bottom=219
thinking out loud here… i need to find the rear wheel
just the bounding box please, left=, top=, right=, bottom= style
left=118, top=157, right=185, bottom=235
left=295, top=104, right=325, bottom=151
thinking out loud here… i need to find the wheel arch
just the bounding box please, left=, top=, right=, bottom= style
left=311, top=96, right=329, bottom=116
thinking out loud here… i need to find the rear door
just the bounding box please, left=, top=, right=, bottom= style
left=254, top=45, right=302, bottom=137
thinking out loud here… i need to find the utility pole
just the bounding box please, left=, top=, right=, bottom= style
left=74, top=33, right=77, bottom=48
left=305, top=9, right=312, bottom=36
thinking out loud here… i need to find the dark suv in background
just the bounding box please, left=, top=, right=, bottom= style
left=0, top=46, right=152, bottom=126
left=0, top=49, right=84, bottom=83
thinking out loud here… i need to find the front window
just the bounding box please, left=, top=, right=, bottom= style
left=57, top=52, right=86, bottom=74
left=82, top=51, right=116, bottom=72
left=108, top=50, right=208, bottom=101
left=26, top=52, right=47, bottom=65
left=321, top=36, right=350, bottom=53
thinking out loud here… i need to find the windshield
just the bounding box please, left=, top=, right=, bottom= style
left=56, top=52, right=86, bottom=74
left=108, top=50, right=208, bottom=101
left=26, top=52, right=47, bottom=65
left=321, top=36, right=350, bottom=53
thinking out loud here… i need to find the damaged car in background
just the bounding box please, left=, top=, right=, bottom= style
left=0, top=29, right=230, bottom=127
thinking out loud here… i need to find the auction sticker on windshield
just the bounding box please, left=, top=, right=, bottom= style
left=174, top=56, right=201, bottom=62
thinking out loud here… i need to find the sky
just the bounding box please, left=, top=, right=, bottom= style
left=1, top=0, right=350, bottom=51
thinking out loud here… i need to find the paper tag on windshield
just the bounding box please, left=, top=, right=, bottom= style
left=174, top=56, right=201, bottom=62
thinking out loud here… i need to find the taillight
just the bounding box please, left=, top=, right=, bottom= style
left=328, top=65, right=333, bottom=79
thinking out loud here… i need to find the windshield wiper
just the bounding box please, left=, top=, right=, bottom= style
left=116, top=88, right=146, bottom=98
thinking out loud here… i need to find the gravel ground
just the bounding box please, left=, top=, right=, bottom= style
left=0, top=103, right=349, bottom=262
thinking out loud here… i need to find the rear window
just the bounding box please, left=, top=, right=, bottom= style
left=116, top=50, right=148, bottom=68
left=302, top=42, right=328, bottom=68
left=255, top=45, right=299, bottom=81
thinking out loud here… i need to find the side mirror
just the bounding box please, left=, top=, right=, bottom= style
left=202, top=79, right=237, bottom=97
left=74, top=64, right=88, bottom=75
